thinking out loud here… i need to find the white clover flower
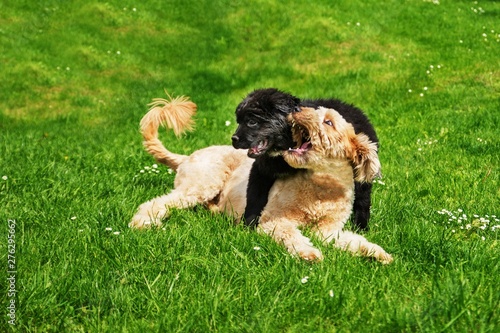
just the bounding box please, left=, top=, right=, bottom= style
left=113, top=231, right=120, bottom=235
left=2, top=175, right=7, bottom=181
left=105, top=227, right=113, bottom=231
left=301, top=276, right=309, bottom=284
left=329, top=290, right=334, bottom=297
left=253, top=246, right=261, bottom=251
left=225, top=121, right=231, bottom=126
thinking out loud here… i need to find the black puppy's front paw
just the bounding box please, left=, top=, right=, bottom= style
left=243, top=213, right=260, bottom=229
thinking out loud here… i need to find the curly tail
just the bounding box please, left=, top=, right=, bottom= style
left=140, top=93, right=197, bottom=171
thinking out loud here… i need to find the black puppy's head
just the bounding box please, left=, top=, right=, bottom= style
left=231, top=88, right=301, bottom=158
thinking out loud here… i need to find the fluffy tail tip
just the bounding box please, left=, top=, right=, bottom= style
left=141, top=91, right=197, bottom=139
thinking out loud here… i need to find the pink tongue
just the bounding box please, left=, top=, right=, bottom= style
left=300, top=142, right=311, bottom=150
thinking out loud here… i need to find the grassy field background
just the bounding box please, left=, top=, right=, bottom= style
left=1, top=0, right=499, bottom=332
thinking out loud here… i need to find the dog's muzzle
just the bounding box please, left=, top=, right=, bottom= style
left=232, top=134, right=270, bottom=157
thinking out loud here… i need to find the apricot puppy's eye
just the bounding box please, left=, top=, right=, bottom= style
left=324, top=120, right=333, bottom=127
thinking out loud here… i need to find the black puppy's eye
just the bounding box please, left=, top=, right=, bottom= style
left=324, top=120, right=334, bottom=127
left=247, top=119, right=258, bottom=127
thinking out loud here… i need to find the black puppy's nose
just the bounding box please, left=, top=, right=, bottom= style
left=231, top=135, right=239, bottom=143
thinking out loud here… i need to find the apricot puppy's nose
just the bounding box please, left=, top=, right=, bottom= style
left=231, top=135, right=239, bottom=143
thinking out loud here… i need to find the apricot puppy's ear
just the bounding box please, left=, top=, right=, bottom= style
left=350, top=133, right=381, bottom=183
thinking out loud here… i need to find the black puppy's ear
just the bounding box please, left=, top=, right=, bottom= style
left=274, top=93, right=301, bottom=115
left=289, top=95, right=301, bottom=113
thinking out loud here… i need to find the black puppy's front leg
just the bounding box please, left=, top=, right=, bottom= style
left=352, top=181, right=372, bottom=230
left=243, top=165, right=276, bottom=228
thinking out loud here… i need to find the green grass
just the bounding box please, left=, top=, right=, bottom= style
left=1, top=0, right=499, bottom=332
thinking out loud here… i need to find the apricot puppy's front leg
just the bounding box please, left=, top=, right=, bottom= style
left=258, top=217, right=323, bottom=261
left=329, top=230, right=393, bottom=264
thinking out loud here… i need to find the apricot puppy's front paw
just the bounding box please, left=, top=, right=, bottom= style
left=296, top=246, right=324, bottom=261
left=377, top=252, right=393, bottom=265
left=128, top=214, right=162, bottom=229
left=360, top=244, right=394, bottom=264
left=371, top=246, right=393, bottom=265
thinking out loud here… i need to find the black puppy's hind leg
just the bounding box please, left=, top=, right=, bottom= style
left=352, top=181, right=372, bottom=230
left=243, top=166, right=276, bottom=228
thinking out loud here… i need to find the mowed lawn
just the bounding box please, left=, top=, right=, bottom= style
left=1, top=0, right=499, bottom=332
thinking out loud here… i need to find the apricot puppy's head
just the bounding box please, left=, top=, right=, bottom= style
left=284, top=107, right=380, bottom=182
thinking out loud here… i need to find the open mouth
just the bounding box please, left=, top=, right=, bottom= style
left=287, top=123, right=313, bottom=155
left=247, top=140, right=269, bottom=157
left=288, top=141, right=312, bottom=155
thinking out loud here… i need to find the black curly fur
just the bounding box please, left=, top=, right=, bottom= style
left=231, top=88, right=378, bottom=230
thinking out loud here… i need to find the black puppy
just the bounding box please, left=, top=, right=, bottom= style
left=231, top=88, right=378, bottom=230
